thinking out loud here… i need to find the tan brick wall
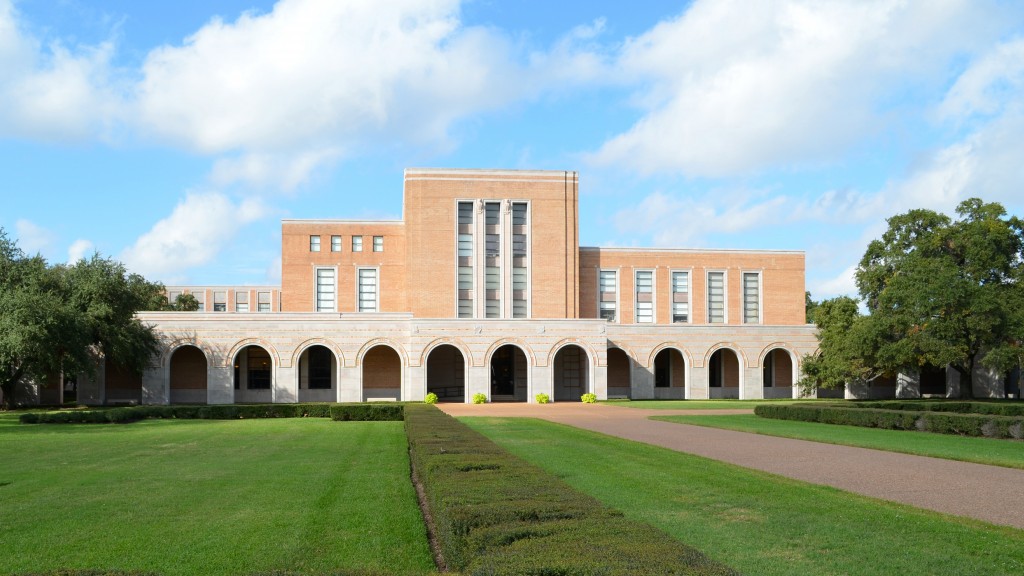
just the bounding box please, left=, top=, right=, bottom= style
left=607, top=347, right=631, bottom=388
left=281, top=221, right=406, bottom=312
left=169, top=346, right=207, bottom=390
left=580, top=248, right=806, bottom=325
left=104, top=359, right=142, bottom=391
left=363, top=346, right=401, bottom=389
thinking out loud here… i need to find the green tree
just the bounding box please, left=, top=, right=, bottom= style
left=802, top=199, right=1024, bottom=399
left=805, top=291, right=820, bottom=324
left=0, top=229, right=163, bottom=408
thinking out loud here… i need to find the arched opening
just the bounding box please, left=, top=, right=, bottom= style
left=708, top=348, right=740, bottom=399
left=920, top=364, right=948, bottom=397
left=234, top=345, right=273, bottom=403
left=104, top=357, right=142, bottom=405
left=362, top=345, right=402, bottom=401
left=298, top=345, right=336, bottom=402
left=170, top=345, right=208, bottom=404
left=607, top=347, right=632, bottom=399
left=654, top=348, right=686, bottom=399
left=762, top=348, right=794, bottom=399
left=489, top=344, right=528, bottom=402
left=553, top=345, right=590, bottom=402
left=426, top=345, right=466, bottom=402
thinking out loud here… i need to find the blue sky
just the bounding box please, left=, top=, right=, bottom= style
left=3, top=0, right=1023, bottom=299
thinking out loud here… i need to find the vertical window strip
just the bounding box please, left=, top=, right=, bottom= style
left=635, top=270, right=653, bottom=323
left=672, top=271, right=689, bottom=323
left=707, top=272, right=725, bottom=323
left=599, top=270, right=617, bottom=322
left=235, top=291, right=249, bottom=312
left=457, top=201, right=474, bottom=318
left=315, top=268, right=335, bottom=312
left=358, top=269, right=377, bottom=312
left=743, top=272, right=760, bottom=324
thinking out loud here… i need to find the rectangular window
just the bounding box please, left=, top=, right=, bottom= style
left=512, top=267, right=527, bottom=291
left=512, top=300, right=527, bottom=318
left=512, top=202, right=527, bottom=226
left=310, top=235, right=320, bottom=252
left=315, top=268, right=335, bottom=312
left=352, top=236, right=363, bottom=252
left=485, top=234, right=500, bottom=257
left=458, top=267, right=473, bottom=290
left=331, top=235, right=342, bottom=252
left=707, top=271, right=725, bottom=323
left=257, top=291, right=271, bottom=312
left=358, top=268, right=377, bottom=312
left=743, top=272, right=760, bottom=324
left=192, top=291, right=205, bottom=312
left=458, top=201, right=474, bottom=225
left=671, top=271, right=689, bottom=323
left=373, top=236, right=383, bottom=252
left=485, top=265, right=500, bottom=318
left=485, top=299, right=500, bottom=318
left=235, top=291, right=249, bottom=312
left=599, top=270, right=617, bottom=322
left=458, top=234, right=473, bottom=257
left=485, top=202, right=500, bottom=226
left=635, top=270, right=653, bottom=323
left=213, top=291, right=226, bottom=312
left=512, top=234, right=527, bottom=257
left=458, top=300, right=473, bottom=318
left=457, top=201, right=474, bottom=319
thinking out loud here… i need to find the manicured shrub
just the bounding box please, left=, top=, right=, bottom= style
left=755, top=404, right=1024, bottom=439
left=535, top=393, right=550, bottom=404
left=20, top=403, right=392, bottom=424
left=405, top=404, right=738, bottom=575
left=580, top=392, right=597, bottom=403
left=329, top=403, right=404, bottom=421
left=472, top=392, right=487, bottom=404
left=424, top=392, right=439, bottom=404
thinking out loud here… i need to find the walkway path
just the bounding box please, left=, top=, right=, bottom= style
left=438, top=402, right=1024, bottom=530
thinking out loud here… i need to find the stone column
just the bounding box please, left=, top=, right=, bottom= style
left=532, top=364, right=552, bottom=403
left=466, top=365, right=488, bottom=402
left=689, top=363, right=709, bottom=399
left=141, top=365, right=165, bottom=405
left=631, top=362, right=654, bottom=399
left=207, top=365, right=234, bottom=404
left=336, top=365, right=360, bottom=403
left=592, top=362, right=608, bottom=400
left=274, top=365, right=297, bottom=403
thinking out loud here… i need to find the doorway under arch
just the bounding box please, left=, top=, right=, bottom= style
left=298, top=345, right=336, bottom=402
left=170, top=345, right=208, bottom=404
left=708, top=348, right=740, bottom=399
left=607, top=347, right=632, bottom=399
left=762, top=348, right=795, bottom=399
left=653, top=348, right=686, bottom=399
left=489, top=344, right=528, bottom=402
left=234, top=345, right=273, bottom=403
left=553, top=345, right=590, bottom=402
left=362, top=345, right=402, bottom=401
left=426, top=345, right=466, bottom=402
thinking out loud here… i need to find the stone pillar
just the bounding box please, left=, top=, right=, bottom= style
left=845, top=380, right=870, bottom=399
left=742, top=366, right=761, bottom=400
left=690, top=364, right=709, bottom=399
left=275, top=365, right=297, bottom=403
left=466, top=365, right=488, bottom=402
left=207, top=365, right=233, bottom=404
left=141, top=365, right=165, bottom=405
left=336, top=365, right=360, bottom=403
left=947, top=368, right=960, bottom=399
left=405, top=364, right=425, bottom=402
left=592, top=362, right=608, bottom=400
left=896, top=372, right=920, bottom=398
left=532, top=364, right=552, bottom=403
left=631, top=362, right=654, bottom=400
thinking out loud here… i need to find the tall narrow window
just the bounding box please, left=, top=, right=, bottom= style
left=310, top=235, right=320, bottom=252
left=635, top=270, right=653, bottom=323
left=331, top=235, right=342, bottom=252
left=707, top=272, right=725, bottom=323
left=213, top=291, right=226, bottom=312
left=743, top=272, right=760, bottom=324
left=352, top=236, right=363, bottom=252
left=599, top=270, right=617, bottom=322
left=671, top=271, right=689, bottom=323
left=235, top=291, right=249, bottom=312
left=358, top=269, right=377, bottom=312
left=511, top=202, right=528, bottom=318
left=315, top=268, right=335, bottom=312
left=257, top=291, right=271, bottom=312
left=485, top=202, right=500, bottom=317
left=485, top=202, right=500, bottom=226
left=457, top=201, right=474, bottom=318
left=485, top=266, right=500, bottom=318
left=373, top=236, right=383, bottom=252
left=192, top=291, right=205, bottom=312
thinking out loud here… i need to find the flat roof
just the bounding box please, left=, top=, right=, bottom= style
left=281, top=219, right=404, bottom=225
left=580, top=246, right=804, bottom=256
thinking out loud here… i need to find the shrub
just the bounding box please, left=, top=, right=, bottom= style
left=20, top=403, right=389, bottom=424
left=535, top=393, right=550, bottom=404
left=424, top=392, right=439, bottom=404
left=755, top=404, right=1024, bottom=439
left=472, top=392, right=487, bottom=404
left=580, top=393, right=597, bottom=404
left=404, top=404, right=737, bottom=575
left=329, top=403, right=404, bottom=421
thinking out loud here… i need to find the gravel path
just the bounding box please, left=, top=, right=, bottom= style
left=438, top=402, right=1024, bottom=530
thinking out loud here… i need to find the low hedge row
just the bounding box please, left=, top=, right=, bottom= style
left=843, top=401, right=1024, bottom=417
left=755, top=404, right=1024, bottom=439
left=404, top=404, right=738, bottom=575
left=19, top=403, right=404, bottom=424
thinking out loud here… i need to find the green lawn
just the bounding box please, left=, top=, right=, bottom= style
left=463, top=417, right=1024, bottom=576
left=604, top=399, right=828, bottom=410
left=653, top=413, right=1024, bottom=469
left=0, top=413, right=434, bottom=576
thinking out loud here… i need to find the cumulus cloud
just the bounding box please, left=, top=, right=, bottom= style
left=588, top=0, right=1006, bottom=177
left=119, top=192, right=270, bottom=282
left=13, top=219, right=55, bottom=256
left=0, top=0, right=120, bottom=141
left=67, top=239, right=95, bottom=263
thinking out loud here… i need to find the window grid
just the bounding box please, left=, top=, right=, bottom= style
left=743, top=272, right=760, bottom=324
left=358, top=269, right=377, bottom=312
left=310, top=235, right=320, bottom=252
left=373, top=236, right=383, bottom=252
left=707, top=272, right=725, bottom=323
left=671, top=271, right=689, bottom=323
left=599, top=270, right=617, bottom=322
left=352, top=236, right=363, bottom=252
left=257, top=291, right=271, bottom=312
left=331, top=235, right=342, bottom=252
left=635, top=270, right=654, bottom=323
left=315, top=268, right=335, bottom=312
left=213, top=291, right=226, bottom=312
left=235, top=291, right=249, bottom=312
left=457, top=201, right=474, bottom=318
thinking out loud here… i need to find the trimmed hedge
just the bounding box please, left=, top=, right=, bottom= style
left=842, top=401, right=1024, bottom=417
left=18, top=403, right=399, bottom=424
left=755, top=404, right=1024, bottom=439
left=404, top=403, right=738, bottom=575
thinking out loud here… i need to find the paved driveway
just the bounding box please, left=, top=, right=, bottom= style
left=438, top=402, right=1024, bottom=530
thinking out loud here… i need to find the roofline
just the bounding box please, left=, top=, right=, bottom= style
left=580, top=246, right=804, bottom=256
left=281, top=219, right=404, bottom=225
left=405, top=167, right=577, bottom=177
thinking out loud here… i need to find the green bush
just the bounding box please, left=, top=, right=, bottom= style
left=535, top=393, right=550, bottom=404
left=20, top=403, right=383, bottom=424
left=844, top=401, right=1024, bottom=417
left=329, top=403, right=404, bottom=421
left=580, top=393, right=597, bottom=403
left=424, top=392, right=439, bottom=404
left=755, top=404, right=1024, bottom=439
left=472, top=392, right=487, bottom=404
left=404, top=404, right=737, bottom=575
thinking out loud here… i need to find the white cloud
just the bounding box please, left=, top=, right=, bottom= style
left=67, top=239, right=95, bottom=263
left=588, top=0, right=1007, bottom=177
left=0, top=0, right=120, bottom=141
left=938, top=38, right=1024, bottom=123
left=810, top=264, right=858, bottom=299
left=209, top=148, right=344, bottom=192
left=14, top=219, right=55, bottom=256
left=119, top=192, right=270, bottom=282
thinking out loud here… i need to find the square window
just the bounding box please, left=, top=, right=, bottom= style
left=310, top=235, right=320, bottom=252
left=331, top=235, right=342, bottom=252
left=352, top=236, right=363, bottom=252
left=373, top=236, right=383, bottom=252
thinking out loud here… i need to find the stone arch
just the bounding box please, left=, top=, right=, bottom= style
left=647, top=343, right=693, bottom=370
left=704, top=343, right=748, bottom=368
left=552, top=343, right=592, bottom=402
left=290, top=337, right=345, bottom=369
left=650, top=344, right=688, bottom=399
left=226, top=338, right=281, bottom=370
left=356, top=338, right=409, bottom=367
left=484, top=338, right=536, bottom=367
left=705, top=344, right=744, bottom=399
left=160, top=338, right=213, bottom=368
left=546, top=338, right=599, bottom=369
left=168, top=344, right=208, bottom=404
left=425, top=344, right=468, bottom=403
left=361, top=342, right=404, bottom=402
left=487, top=342, right=531, bottom=402
left=606, top=346, right=634, bottom=399
left=295, top=340, right=341, bottom=402
left=760, top=344, right=798, bottom=399
left=232, top=343, right=276, bottom=403
left=419, top=337, right=474, bottom=367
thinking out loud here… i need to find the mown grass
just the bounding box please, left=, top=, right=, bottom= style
left=463, top=417, right=1024, bottom=576
left=0, top=412, right=434, bottom=576
left=603, top=399, right=827, bottom=410
left=654, top=414, right=1024, bottom=469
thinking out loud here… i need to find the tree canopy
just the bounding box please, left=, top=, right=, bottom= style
left=0, top=228, right=175, bottom=408
left=802, top=199, right=1024, bottom=398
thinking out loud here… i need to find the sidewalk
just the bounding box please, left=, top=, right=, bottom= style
left=438, top=402, right=1024, bottom=530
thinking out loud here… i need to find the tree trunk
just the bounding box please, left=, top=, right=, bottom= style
left=959, top=360, right=975, bottom=400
